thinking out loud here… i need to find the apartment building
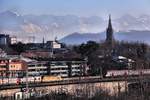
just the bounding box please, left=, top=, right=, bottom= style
left=49, top=60, right=87, bottom=77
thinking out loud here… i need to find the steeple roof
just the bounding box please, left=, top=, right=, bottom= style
left=105, top=14, right=115, bottom=47
left=108, top=14, right=112, bottom=29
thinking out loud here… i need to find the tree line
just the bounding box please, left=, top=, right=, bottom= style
left=73, top=41, right=150, bottom=76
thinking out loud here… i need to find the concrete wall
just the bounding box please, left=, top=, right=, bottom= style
left=0, top=81, right=127, bottom=97
left=41, top=81, right=126, bottom=96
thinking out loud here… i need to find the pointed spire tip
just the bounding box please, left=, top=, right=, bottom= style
left=109, top=14, right=111, bottom=20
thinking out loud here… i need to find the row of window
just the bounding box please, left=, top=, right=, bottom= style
left=0, top=66, right=7, bottom=68
left=28, top=69, right=47, bottom=71
left=28, top=64, right=47, bottom=67
left=50, top=67, right=80, bottom=70
left=10, top=65, right=17, bottom=68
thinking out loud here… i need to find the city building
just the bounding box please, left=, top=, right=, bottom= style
left=10, top=36, right=17, bottom=44
left=10, top=56, right=48, bottom=76
left=21, top=50, right=53, bottom=58
left=52, top=41, right=61, bottom=49
left=9, top=59, right=27, bottom=77
left=0, top=58, right=27, bottom=78
left=112, top=56, right=135, bottom=69
left=12, top=56, right=49, bottom=76
left=0, top=34, right=10, bottom=45
left=45, top=40, right=61, bottom=49
left=28, top=61, right=48, bottom=76
left=0, top=58, right=9, bottom=77
left=27, top=59, right=87, bottom=77
left=49, top=60, right=87, bottom=77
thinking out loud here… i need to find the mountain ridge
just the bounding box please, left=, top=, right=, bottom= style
left=0, top=11, right=150, bottom=42
left=60, top=30, right=150, bottom=45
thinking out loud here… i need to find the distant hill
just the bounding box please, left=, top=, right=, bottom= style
left=60, top=32, right=105, bottom=44
left=60, top=30, right=150, bottom=45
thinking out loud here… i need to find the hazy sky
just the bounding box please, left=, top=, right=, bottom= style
left=0, top=0, right=150, bottom=18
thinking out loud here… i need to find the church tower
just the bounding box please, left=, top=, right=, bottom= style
left=106, top=15, right=115, bottom=47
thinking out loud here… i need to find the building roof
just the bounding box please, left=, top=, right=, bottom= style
left=6, top=55, right=37, bottom=63
left=118, top=56, right=127, bottom=60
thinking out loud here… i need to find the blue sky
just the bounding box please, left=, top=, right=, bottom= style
left=0, top=0, right=150, bottom=18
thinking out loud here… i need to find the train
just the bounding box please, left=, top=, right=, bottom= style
left=0, top=69, right=150, bottom=85
left=106, top=69, right=150, bottom=77
left=0, top=76, right=62, bottom=85
left=0, top=75, right=102, bottom=85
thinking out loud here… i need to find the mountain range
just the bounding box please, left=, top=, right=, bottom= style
left=0, top=11, right=150, bottom=43
left=60, top=30, right=150, bottom=45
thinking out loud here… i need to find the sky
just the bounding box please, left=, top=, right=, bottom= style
left=0, top=0, right=150, bottom=18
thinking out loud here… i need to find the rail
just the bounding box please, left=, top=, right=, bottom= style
left=0, top=75, right=150, bottom=90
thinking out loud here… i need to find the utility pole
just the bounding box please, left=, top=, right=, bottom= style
left=100, top=67, right=103, bottom=78
left=26, top=65, right=29, bottom=96
left=118, top=82, right=121, bottom=97
left=124, top=72, right=128, bottom=100
left=51, top=45, right=54, bottom=58
left=140, top=63, right=144, bottom=100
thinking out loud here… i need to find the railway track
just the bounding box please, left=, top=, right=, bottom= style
left=0, top=75, right=150, bottom=90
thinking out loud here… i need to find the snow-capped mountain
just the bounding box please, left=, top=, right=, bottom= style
left=114, top=14, right=150, bottom=31
left=0, top=11, right=150, bottom=42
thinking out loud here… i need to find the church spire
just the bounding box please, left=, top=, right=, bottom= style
left=108, top=14, right=112, bottom=28
left=106, top=14, right=115, bottom=47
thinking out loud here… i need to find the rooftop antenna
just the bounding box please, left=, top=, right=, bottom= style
left=42, top=37, right=45, bottom=44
